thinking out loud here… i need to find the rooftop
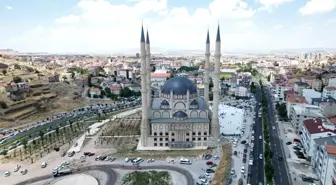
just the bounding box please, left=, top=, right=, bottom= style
left=326, top=145, right=336, bottom=157
left=303, top=118, right=336, bottom=134
left=314, top=136, right=336, bottom=146
left=287, top=94, right=308, bottom=104
left=325, top=86, right=336, bottom=91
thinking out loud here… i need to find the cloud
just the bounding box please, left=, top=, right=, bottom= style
left=55, top=15, right=80, bottom=24
left=6, top=6, right=12, bottom=10
left=299, top=0, right=336, bottom=16
left=3, top=0, right=336, bottom=53
left=273, top=25, right=283, bottom=30
left=256, top=0, right=294, bottom=11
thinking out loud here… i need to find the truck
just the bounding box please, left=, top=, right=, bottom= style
left=52, top=166, right=72, bottom=177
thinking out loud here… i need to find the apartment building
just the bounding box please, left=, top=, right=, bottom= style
left=286, top=94, right=308, bottom=118
left=275, top=83, right=293, bottom=101
left=312, top=78, right=323, bottom=91
left=235, top=86, right=249, bottom=98
left=312, top=143, right=336, bottom=185
left=301, top=118, right=336, bottom=158
left=323, top=86, right=336, bottom=99
left=294, top=82, right=310, bottom=96
left=302, top=89, right=322, bottom=104
left=290, top=104, right=324, bottom=133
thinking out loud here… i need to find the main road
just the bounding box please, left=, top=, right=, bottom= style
left=14, top=165, right=195, bottom=185
left=1, top=104, right=140, bottom=149
left=264, top=84, right=291, bottom=185
left=248, top=82, right=265, bottom=185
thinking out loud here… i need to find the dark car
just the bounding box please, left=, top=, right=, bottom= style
left=302, top=177, right=314, bottom=182
left=234, top=151, right=238, bottom=156
left=238, top=178, right=243, bottom=185
left=286, top=141, right=292, bottom=145
left=206, top=169, right=215, bottom=173
left=240, top=140, right=247, bottom=144
left=242, top=158, right=246, bottom=163
left=278, top=156, right=283, bottom=161
left=68, top=151, right=75, bottom=157
left=204, top=154, right=212, bottom=160
left=244, top=148, right=247, bottom=153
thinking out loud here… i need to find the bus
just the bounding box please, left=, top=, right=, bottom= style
left=132, top=157, right=144, bottom=165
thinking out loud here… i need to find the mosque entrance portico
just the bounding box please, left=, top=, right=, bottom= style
left=168, top=141, right=195, bottom=148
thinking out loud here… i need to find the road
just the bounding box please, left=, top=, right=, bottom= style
left=248, top=83, right=265, bottom=185
left=1, top=104, right=140, bottom=148
left=264, top=85, right=291, bottom=185
left=14, top=164, right=195, bottom=185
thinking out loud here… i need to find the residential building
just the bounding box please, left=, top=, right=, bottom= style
left=312, top=78, right=323, bottom=91
left=290, top=104, right=323, bottom=133
left=329, top=77, right=336, bottom=87
left=89, top=88, right=101, bottom=97
left=151, top=73, right=170, bottom=87
left=302, top=89, right=322, bottom=104
left=286, top=94, right=308, bottom=118
left=275, top=83, right=293, bottom=101
left=301, top=118, right=336, bottom=158
left=312, top=142, right=336, bottom=185
left=110, top=85, right=121, bottom=95
left=311, top=97, right=336, bottom=106
left=320, top=102, right=336, bottom=117
left=294, top=82, right=309, bottom=96
left=235, top=86, right=249, bottom=98
left=323, top=86, right=336, bottom=99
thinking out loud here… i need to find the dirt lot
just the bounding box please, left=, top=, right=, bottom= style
left=211, top=143, right=232, bottom=185
left=0, top=82, right=117, bottom=129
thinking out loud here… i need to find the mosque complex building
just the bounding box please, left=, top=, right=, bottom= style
left=137, top=23, right=222, bottom=150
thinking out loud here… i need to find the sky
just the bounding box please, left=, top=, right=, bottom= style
left=0, top=0, right=336, bottom=53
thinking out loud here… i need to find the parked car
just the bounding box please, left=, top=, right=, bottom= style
left=20, top=169, right=28, bottom=175
left=206, top=161, right=213, bottom=165
left=68, top=151, right=75, bottom=157
left=41, top=162, right=47, bottom=168
left=206, top=169, right=215, bottom=173
left=147, top=159, right=155, bottom=163
left=14, top=165, right=21, bottom=172
left=4, top=171, right=10, bottom=177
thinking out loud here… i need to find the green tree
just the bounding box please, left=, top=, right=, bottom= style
left=1, top=69, right=7, bottom=75
left=0, top=101, right=7, bottom=109
left=13, top=76, right=22, bottom=83
left=93, top=94, right=99, bottom=98
left=88, top=74, right=93, bottom=87
left=39, top=131, right=45, bottom=147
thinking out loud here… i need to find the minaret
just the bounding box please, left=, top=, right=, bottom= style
left=140, top=23, right=149, bottom=147
left=211, top=24, right=221, bottom=139
left=204, top=30, right=210, bottom=106
left=146, top=30, right=152, bottom=108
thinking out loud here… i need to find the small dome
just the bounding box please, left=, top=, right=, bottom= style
left=161, top=76, right=197, bottom=95
left=173, top=111, right=188, bottom=119
left=161, top=100, right=169, bottom=106
left=190, top=99, right=198, bottom=106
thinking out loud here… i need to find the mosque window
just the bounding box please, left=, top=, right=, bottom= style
left=160, top=138, right=163, bottom=141
left=154, top=143, right=157, bottom=146
left=192, top=132, right=196, bottom=135
left=159, top=132, right=163, bottom=136
left=160, top=143, right=163, bottom=146
left=154, top=138, right=157, bottom=141
left=186, top=138, right=190, bottom=142
left=198, top=137, right=201, bottom=141
left=165, top=138, right=168, bottom=141
left=198, top=132, right=201, bottom=135
left=192, top=138, right=195, bottom=141
left=165, top=132, right=168, bottom=136
left=204, top=137, right=207, bottom=141
left=204, top=132, right=207, bottom=135
left=172, top=138, right=175, bottom=142
left=154, top=132, right=157, bottom=136
left=186, top=133, right=190, bottom=136
left=165, top=143, right=168, bottom=146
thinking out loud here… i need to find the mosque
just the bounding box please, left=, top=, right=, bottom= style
left=137, top=24, right=222, bottom=150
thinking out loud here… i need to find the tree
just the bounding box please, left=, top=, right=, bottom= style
left=0, top=101, right=7, bottom=109
left=2, top=69, right=7, bottom=75
left=71, top=72, right=75, bottom=79
left=13, top=76, right=22, bottom=83
left=120, top=87, right=133, bottom=97
left=39, top=131, right=45, bottom=147
left=105, top=87, right=112, bottom=96
left=93, top=94, right=99, bottom=98
left=88, top=74, right=93, bottom=87
left=22, top=139, right=28, bottom=154
left=267, top=75, right=271, bottom=82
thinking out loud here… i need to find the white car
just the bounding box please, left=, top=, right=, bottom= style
left=4, top=171, right=10, bottom=177
left=241, top=167, right=245, bottom=174
left=259, top=154, right=263, bottom=159
left=251, top=136, right=254, bottom=140
left=259, top=135, right=262, bottom=140
left=14, top=165, right=21, bottom=172
left=230, top=168, right=235, bottom=175
left=41, top=162, right=47, bottom=168
left=168, top=159, right=175, bottom=164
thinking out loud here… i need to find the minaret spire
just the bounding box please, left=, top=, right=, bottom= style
left=204, top=29, right=210, bottom=106
left=140, top=22, right=149, bottom=147
left=146, top=28, right=152, bottom=109
left=141, top=22, right=145, bottom=43
left=216, top=23, right=221, bottom=42
left=211, top=22, right=221, bottom=143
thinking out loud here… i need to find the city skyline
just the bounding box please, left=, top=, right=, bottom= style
left=0, top=0, right=335, bottom=53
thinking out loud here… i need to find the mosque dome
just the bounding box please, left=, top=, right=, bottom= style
left=161, top=76, right=197, bottom=95
left=173, top=111, right=188, bottom=120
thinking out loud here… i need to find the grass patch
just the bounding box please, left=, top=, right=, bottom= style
left=220, top=73, right=233, bottom=79
left=121, top=171, right=172, bottom=185
left=211, top=143, right=232, bottom=185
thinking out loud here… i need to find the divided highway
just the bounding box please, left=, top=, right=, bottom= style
left=264, top=86, right=291, bottom=185
left=248, top=83, right=264, bottom=185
